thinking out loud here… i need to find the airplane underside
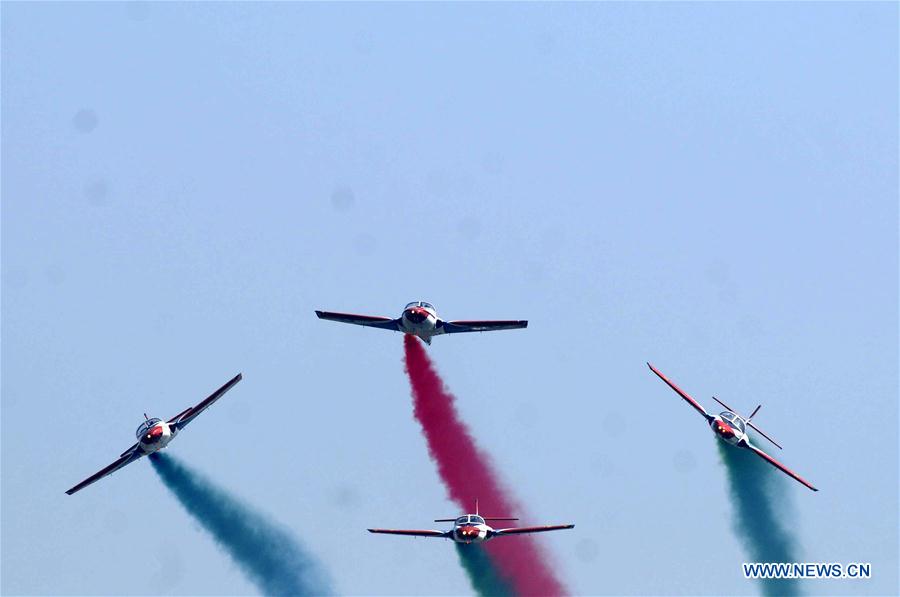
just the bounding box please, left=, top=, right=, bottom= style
left=141, top=436, right=175, bottom=455
left=399, top=321, right=439, bottom=344
left=454, top=527, right=490, bottom=544
left=713, top=428, right=744, bottom=447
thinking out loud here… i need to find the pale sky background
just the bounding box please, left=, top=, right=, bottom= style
left=2, top=3, right=897, bottom=596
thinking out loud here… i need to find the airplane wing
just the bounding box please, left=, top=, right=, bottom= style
left=647, top=363, right=713, bottom=422
left=315, top=310, right=401, bottom=331
left=65, top=448, right=143, bottom=495
left=745, top=443, right=818, bottom=492
left=367, top=528, right=450, bottom=538
left=492, top=524, right=575, bottom=536
left=440, top=320, right=528, bottom=334
left=168, top=373, right=243, bottom=431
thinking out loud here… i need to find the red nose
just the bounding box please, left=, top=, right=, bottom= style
left=406, top=308, right=428, bottom=323
left=146, top=426, right=163, bottom=440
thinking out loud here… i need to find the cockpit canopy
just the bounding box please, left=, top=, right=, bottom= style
left=720, top=411, right=746, bottom=433
left=136, top=418, right=162, bottom=438
left=405, top=301, right=435, bottom=311
left=455, top=515, right=485, bottom=525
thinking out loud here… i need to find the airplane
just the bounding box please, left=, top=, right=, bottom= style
left=65, top=373, right=242, bottom=495
left=647, top=363, right=817, bottom=491
left=368, top=501, right=574, bottom=544
left=315, top=301, right=527, bottom=344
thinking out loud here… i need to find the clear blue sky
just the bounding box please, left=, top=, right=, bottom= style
left=2, top=3, right=897, bottom=595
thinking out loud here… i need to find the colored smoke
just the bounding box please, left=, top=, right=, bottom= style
left=150, top=453, right=332, bottom=596
left=717, top=442, right=800, bottom=597
left=403, top=334, right=567, bottom=596
left=455, top=543, right=515, bottom=597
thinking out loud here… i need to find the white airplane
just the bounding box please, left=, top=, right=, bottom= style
left=647, top=363, right=818, bottom=491
left=368, top=502, right=574, bottom=544
left=315, top=301, right=527, bottom=344
left=65, top=373, right=242, bottom=495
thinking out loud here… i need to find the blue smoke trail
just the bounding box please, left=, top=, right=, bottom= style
left=455, top=543, right=516, bottom=597
left=150, top=453, right=332, bottom=596
left=717, top=442, right=800, bottom=596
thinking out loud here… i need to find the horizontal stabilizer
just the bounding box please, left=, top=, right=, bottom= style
left=748, top=421, right=783, bottom=450
left=711, top=395, right=737, bottom=414
left=713, top=397, right=782, bottom=449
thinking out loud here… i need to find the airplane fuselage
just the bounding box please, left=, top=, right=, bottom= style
left=709, top=413, right=747, bottom=447
left=399, top=303, right=439, bottom=341
left=453, top=523, right=491, bottom=544
left=135, top=418, right=176, bottom=454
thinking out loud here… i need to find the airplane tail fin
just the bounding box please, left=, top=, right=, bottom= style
left=747, top=404, right=762, bottom=422
left=475, top=498, right=518, bottom=521
left=433, top=499, right=519, bottom=522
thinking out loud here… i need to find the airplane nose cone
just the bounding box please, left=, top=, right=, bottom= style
left=406, top=308, right=427, bottom=323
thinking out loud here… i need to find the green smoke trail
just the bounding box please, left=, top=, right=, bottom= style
left=455, top=543, right=516, bottom=597
left=150, top=453, right=332, bottom=596
left=717, top=441, right=801, bottom=597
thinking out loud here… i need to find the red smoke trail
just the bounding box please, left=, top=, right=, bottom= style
left=403, top=334, right=567, bottom=596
